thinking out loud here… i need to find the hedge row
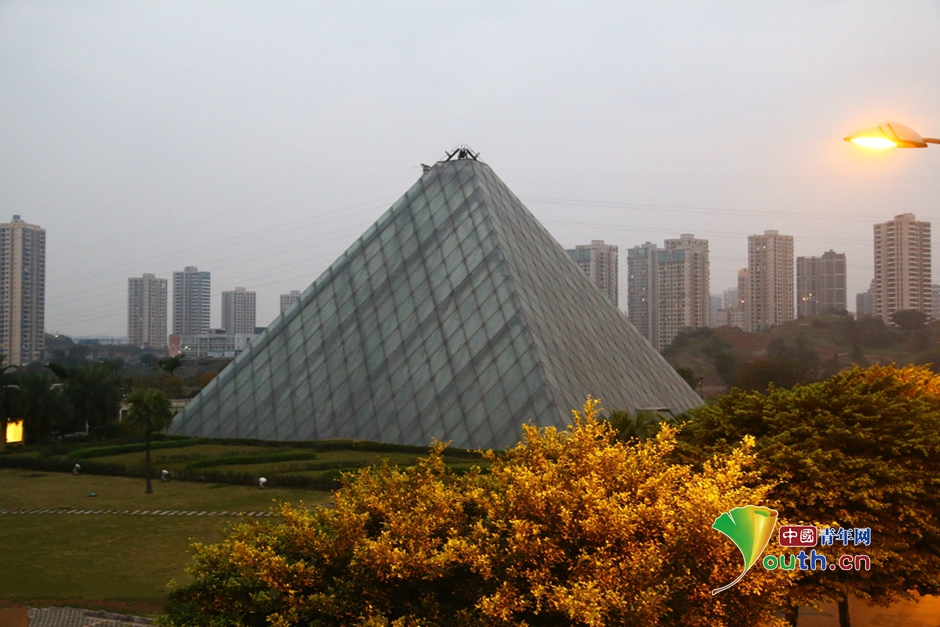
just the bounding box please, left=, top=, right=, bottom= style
left=185, top=450, right=320, bottom=469
left=0, top=453, right=345, bottom=490
left=66, top=438, right=207, bottom=460
left=183, top=437, right=484, bottom=458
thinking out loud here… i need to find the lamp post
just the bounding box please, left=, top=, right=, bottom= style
left=844, top=121, right=940, bottom=149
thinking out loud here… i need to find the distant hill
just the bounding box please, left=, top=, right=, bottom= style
left=661, top=314, right=940, bottom=399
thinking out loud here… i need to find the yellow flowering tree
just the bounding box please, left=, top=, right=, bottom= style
left=162, top=399, right=793, bottom=627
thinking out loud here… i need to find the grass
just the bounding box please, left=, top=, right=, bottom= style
left=0, top=469, right=332, bottom=611
left=0, top=437, right=487, bottom=612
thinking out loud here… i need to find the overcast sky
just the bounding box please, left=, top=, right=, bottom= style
left=1, top=1, right=938, bottom=337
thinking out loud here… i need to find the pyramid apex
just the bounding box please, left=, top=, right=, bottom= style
left=443, top=145, right=480, bottom=162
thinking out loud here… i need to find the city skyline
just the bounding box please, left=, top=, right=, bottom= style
left=84, top=210, right=938, bottom=346
left=2, top=3, right=938, bottom=337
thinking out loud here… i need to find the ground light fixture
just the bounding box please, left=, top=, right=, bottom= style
left=844, top=121, right=940, bottom=149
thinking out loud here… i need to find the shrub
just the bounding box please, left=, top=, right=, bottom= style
left=66, top=438, right=206, bottom=460
left=185, top=451, right=320, bottom=469
left=162, top=399, right=794, bottom=627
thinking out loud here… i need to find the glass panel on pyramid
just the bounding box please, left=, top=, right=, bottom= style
left=171, top=153, right=703, bottom=449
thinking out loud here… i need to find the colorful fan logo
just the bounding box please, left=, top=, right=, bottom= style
left=711, top=505, right=778, bottom=595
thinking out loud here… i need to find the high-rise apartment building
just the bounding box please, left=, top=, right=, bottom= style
left=222, top=287, right=257, bottom=335
left=566, top=240, right=619, bottom=306
left=280, top=290, right=301, bottom=313
left=737, top=268, right=749, bottom=314
left=796, top=250, right=847, bottom=317
left=0, top=215, right=45, bottom=366
left=856, top=280, right=875, bottom=317
left=715, top=279, right=746, bottom=330
left=627, top=235, right=710, bottom=350
left=656, top=234, right=710, bottom=349
left=873, top=213, right=931, bottom=325
left=627, top=243, right=659, bottom=346
left=746, top=230, right=794, bottom=332
left=127, top=273, right=167, bottom=348
left=172, top=266, right=211, bottom=336
left=722, top=287, right=739, bottom=310
left=709, top=294, right=722, bottom=327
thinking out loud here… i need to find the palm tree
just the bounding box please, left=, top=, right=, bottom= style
left=125, top=389, right=175, bottom=494
left=19, top=371, right=71, bottom=445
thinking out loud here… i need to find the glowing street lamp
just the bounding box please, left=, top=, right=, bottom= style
left=844, top=121, right=940, bottom=149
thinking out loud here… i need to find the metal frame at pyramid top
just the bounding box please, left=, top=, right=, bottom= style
left=171, top=158, right=703, bottom=449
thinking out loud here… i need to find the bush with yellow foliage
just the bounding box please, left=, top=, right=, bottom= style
left=161, top=399, right=793, bottom=627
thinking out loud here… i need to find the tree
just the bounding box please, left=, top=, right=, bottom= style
left=125, top=389, right=175, bottom=494
left=139, top=353, right=160, bottom=368
left=606, top=409, right=680, bottom=441
left=733, top=336, right=821, bottom=392
left=163, top=399, right=794, bottom=627
left=19, top=371, right=71, bottom=445
left=158, top=353, right=186, bottom=377
left=680, top=365, right=940, bottom=627
left=674, top=366, right=698, bottom=389
left=662, top=327, right=737, bottom=386
left=842, top=316, right=898, bottom=349
left=890, top=309, right=928, bottom=331
left=63, top=364, right=122, bottom=438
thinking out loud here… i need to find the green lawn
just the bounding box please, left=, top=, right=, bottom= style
left=0, top=469, right=332, bottom=611
left=0, top=439, right=486, bottom=612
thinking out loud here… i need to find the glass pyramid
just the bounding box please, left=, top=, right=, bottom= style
left=170, top=156, right=703, bottom=449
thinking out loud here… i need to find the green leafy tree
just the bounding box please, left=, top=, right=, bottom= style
left=680, top=365, right=940, bottom=627
left=848, top=344, right=868, bottom=367
left=606, top=409, right=680, bottom=441
left=63, top=364, right=122, bottom=438
left=19, top=371, right=71, bottom=445
left=890, top=309, right=928, bottom=331
left=158, top=353, right=186, bottom=377
left=125, top=389, right=175, bottom=494
left=162, top=400, right=795, bottom=627
left=663, top=327, right=737, bottom=386
left=734, top=336, right=821, bottom=392
left=674, top=366, right=698, bottom=389
left=842, top=316, right=898, bottom=349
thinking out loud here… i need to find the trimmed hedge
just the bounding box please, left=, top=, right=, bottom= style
left=0, top=453, right=346, bottom=490
left=191, top=437, right=484, bottom=459
left=179, top=468, right=344, bottom=490
left=185, top=451, right=319, bottom=470
left=66, top=438, right=206, bottom=461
